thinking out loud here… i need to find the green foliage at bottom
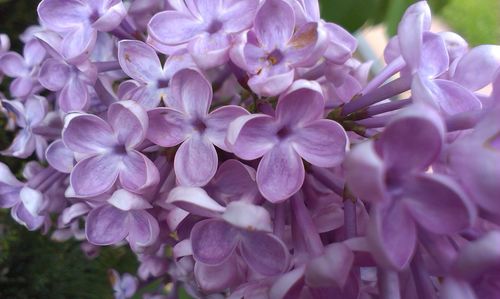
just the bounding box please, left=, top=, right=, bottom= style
left=0, top=213, right=138, bottom=299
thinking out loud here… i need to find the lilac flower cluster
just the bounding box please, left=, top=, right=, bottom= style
left=0, top=0, right=500, bottom=298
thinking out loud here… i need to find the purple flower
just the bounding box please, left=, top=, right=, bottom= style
left=62, top=100, right=159, bottom=197
left=117, top=40, right=195, bottom=109
left=1, top=96, right=51, bottom=160
left=86, top=189, right=159, bottom=249
left=448, top=107, right=500, bottom=214
left=37, top=31, right=97, bottom=112
left=230, top=0, right=324, bottom=96
left=0, top=163, right=59, bottom=231
left=345, top=105, right=475, bottom=270
left=148, top=0, right=259, bottom=69
left=147, top=69, right=248, bottom=186
left=108, top=269, right=138, bottom=299
left=387, top=1, right=483, bottom=116
left=0, top=40, right=45, bottom=98
left=166, top=187, right=290, bottom=279
left=37, top=0, right=126, bottom=63
left=227, top=80, right=348, bottom=202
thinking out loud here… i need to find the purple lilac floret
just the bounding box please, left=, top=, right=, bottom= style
left=0, top=0, right=500, bottom=298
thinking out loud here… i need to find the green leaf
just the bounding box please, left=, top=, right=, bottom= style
left=319, top=0, right=380, bottom=32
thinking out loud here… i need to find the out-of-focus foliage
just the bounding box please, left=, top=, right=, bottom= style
left=441, top=0, right=500, bottom=45
left=319, top=0, right=449, bottom=35
left=0, top=212, right=139, bottom=299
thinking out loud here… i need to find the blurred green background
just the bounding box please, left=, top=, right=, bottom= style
left=0, top=0, right=499, bottom=298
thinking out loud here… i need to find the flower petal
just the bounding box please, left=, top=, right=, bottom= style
left=119, top=151, right=160, bottom=193
left=292, top=119, right=348, bottom=167
left=167, top=68, right=212, bottom=117
left=148, top=11, right=204, bottom=45
left=402, top=174, right=475, bottom=235
left=38, top=58, right=71, bottom=91
left=118, top=40, right=163, bottom=83
left=11, top=203, right=45, bottom=231
left=0, top=52, right=29, bottom=77
left=305, top=243, right=354, bottom=288
left=85, top=205, right=129, bottom=245
left=453, top=231, right=500, bottom=280
left=222, top=201, right=272, bottom=232
left=256, top=144, right=305, bottom=203
left=441, top=278, right=477, bottom=299
left=205, top=105, right=249, bottom=152
left=368, top=200, right=417, bottom=270
left=174, top=136, right=218, bottom=187
left=107, top=189, right=152, bottom=211
left=220, top=0, right=259, bottom=32
left=452, top=45, right=500, bottom=91
left=397, top=1, right=431, bottom=72
left=166, top=186, right=226, bottom=217
left=190, top=219, right=239, bottom=265
left=128, top=210, right=160, bottom=248
left=275, top=80, right=324, bottom=126
left=375, top=104, right=444, bottom=175
left=146, top=107, right=190, bottom=147
left=209, top=159, right=259, bottom=204
left=344, top=141, right=386, bottom=203
left=46, top=139, right=74, bottom=173
left=188, top=33, right=230, bottom=69
left=70, top=154, right=120, bottom=197
left=194, top=254, right=243, bottom=293
left=227, top=114, right=277, bottom=160
left=254, top=0, right=295, bottom=49
left=107, top=101, right=148, bottom=148
left=239, top=231, right=290, bottom=276
left=1, top=129, right=36, bottom=159
left=59, top=76, right=89, bottom=112
left=247, top=66, right=295, bottom=97
left=37, top=0, right=89, bottom=32
left=62, top=113, right=114, bottom=154
left=61, top=26, right=96, bottom=64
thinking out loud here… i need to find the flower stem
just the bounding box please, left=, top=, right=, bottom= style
left=342, top=76, right=411, bottom=116
left=291, top=191, right=324, bottom=257
left=362, top=57, right=406, bottom=95
left=350, top=98, right=412, bottom=120
left=96, top=61, right=121, bottom=73
left=378, top=270, right=401, bottom=299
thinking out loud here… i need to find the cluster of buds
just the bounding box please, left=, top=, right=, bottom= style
left=1, top=0, right=500, bottom=298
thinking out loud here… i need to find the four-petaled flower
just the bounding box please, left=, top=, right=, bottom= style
left=227, top=80, right=348, bottom=202
left=147, top=69, right=248, bottom=187
left=62, top=100, right=159, bottom=197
